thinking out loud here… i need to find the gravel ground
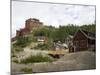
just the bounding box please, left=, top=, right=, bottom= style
left=11, top=51, right=96, bottom=74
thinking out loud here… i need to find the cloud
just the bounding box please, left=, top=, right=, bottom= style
left=12, top=1, right=95, bottom=37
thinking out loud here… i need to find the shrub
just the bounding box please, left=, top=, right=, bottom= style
left=15, top=36, right=32, bottom=48
left=13, top=59, right=19, bottom=63
left=20, top=54, right=54, bottom=64
left=11, top=54, right=16, bottom=57
left=14, top=47, right=23, bottom=52
left=21, top=68, right=32, bottom=73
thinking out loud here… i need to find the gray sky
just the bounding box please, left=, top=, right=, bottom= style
left=12, top=1, right=95, bottom=37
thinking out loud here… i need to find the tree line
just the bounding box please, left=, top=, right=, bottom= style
left=32, top=24, right=96, bottom=42
left=14, top=24, right=96, bottom=48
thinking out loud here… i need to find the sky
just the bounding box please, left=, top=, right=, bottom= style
left=12, top=1, right=96, bottom=37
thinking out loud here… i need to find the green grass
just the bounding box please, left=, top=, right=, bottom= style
left=21, top=68, right=32, bottom=73
left=20, top=54, right=54, bottom=64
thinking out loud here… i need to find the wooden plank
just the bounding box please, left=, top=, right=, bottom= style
left=48, top=50, right=66, bottom=55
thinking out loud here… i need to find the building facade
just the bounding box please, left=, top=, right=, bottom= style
left=16, top=18, right=43, bottom=37
left=69, top=29, right=95, bottom=52
left=11, top=18, right=43, bottom=42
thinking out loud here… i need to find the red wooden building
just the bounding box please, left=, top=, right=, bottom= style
left=11, top=18, right=43, bottom=42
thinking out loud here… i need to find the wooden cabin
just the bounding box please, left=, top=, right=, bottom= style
left=69, top=29, right=95, bottom=52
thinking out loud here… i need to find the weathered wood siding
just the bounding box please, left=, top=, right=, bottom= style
left=73, top=30, right=88, bottom=51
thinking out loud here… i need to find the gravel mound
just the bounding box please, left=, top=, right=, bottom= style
left=58, top=51, right=96, bottom=70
